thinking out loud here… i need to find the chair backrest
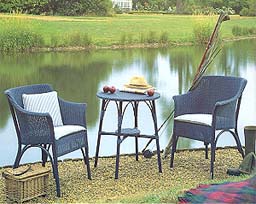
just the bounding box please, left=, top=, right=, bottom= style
left=5, top=84, right=53, bottom=109
left=4, top=84, right=54, bottom=144
left=191, top=76, right=247, bottom=114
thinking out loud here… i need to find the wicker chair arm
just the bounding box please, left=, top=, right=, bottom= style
left=212, top=97, right=238, bottom=129
left=215, top=95, right=239, bottom=106
left=58, top=98, right=87, bottom=127
left=14, top=105, right=54, bottom=144
left=173, top=91, right=199, bottom=117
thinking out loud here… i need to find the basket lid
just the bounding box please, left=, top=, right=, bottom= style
left=2, top=165, right=51, bottom=180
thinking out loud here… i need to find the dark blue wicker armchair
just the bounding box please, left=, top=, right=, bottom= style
left=5, top=84, right=91, bottom=197
left=170, top=76, right=247, bottom=178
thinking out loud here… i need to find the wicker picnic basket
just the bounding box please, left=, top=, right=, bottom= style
left=2, top=165, right=51, bottom=203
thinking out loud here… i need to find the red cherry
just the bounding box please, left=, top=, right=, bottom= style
left=109, top=86, right=116, bottom=94
left=147, top=89, right=155, bottom=96
left=103, top=85, right=109, bottom=93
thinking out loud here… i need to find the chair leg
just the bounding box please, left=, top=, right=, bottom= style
left=135, top=137, right=138, bottom=161
left=170, top=134, right=177, bottom=168
left=204, top=142, right=208, bottom=159
left=81, top=148, right=92, bottom=180
left=156, top=138, right=162, bottom=173
left=14, top=146, right=22, bottom=168
left=42, top=144, right=48, bottom=167
left=115, top=136, right=121, bottom=179
left=210, top=142, right=215, bottom=179
left=14, top=145, right=30, bottom=168
left=50, top=147, right=61, bottom=197
left=233, top=129, right=245, bottom=158
left=53, top=163, right=61, bottom=197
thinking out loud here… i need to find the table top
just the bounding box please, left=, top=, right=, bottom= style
left=97, top=90, right=160, bottom=101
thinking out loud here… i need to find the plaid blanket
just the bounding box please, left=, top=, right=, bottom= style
left=179, top=175, right=256, bottom=203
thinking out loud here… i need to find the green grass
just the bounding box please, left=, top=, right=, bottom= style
left=0, top=14, right=256, bottom=50
left=119, top=175, right=251, bottom=203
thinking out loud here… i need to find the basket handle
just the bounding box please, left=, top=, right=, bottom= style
left=12, top=165, right=31, bottom=176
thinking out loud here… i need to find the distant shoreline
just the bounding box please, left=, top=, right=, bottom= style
left=29, top=36, right=256, bottom=53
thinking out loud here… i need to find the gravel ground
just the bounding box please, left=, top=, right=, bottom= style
left=0, top=148, right=244, bottom=203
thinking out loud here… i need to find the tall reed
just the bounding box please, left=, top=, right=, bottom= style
left=232, top=26, right=256, bottom=36
left=64, top=32, right=92, bottom=47
left=146, top=31, right=158, bottom=43
left=193, top=21, right=212, bottom=44
left=0, top=18, right=44, bottom=52
left=159, top=31, right=169, bottom=43
left=120, top=33, right=127, bottom=45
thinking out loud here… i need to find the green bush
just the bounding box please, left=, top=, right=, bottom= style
left=146, top=31, right=158, bottom=43
left=64, top=32, right=92, bottom=47
left=248, top=27, right=256, bottom=35
left=114, top=5, right=123, bottom=14
left=0, top=0, right=113, bottom=16
left=51, top=35, right=60, bottom=47
left=127, top=33, right=133, bottom=44
left=232, top=26, right=256, bottom=36
left=119, top=33, right=134, bottom=45
left=193, top=22, right=212, bottom=44
left=0, top=19, right=44, bottom=52
left=159, top=31, right=169, bottom=43
left=69, top=32, right=82, bottom=46
left=139, top=33, right=146, bottom=43
left=120, top=33, right=127, bottom=45
left=232, top=26, right=243, bottom=36
left=0, top=30, right=43, bottom=51
left=240, top=8, right=250, bottom=16
left=80, top=33, right=92, bottom=46
left=240, top=5, right=256, bottom=17
left=0, top=0, right=48, bottom=14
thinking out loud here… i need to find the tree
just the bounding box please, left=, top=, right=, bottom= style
left=247, top=0, right=256, bottom=16
left=176, top=0, right=185, bottom=13
left=229, top=0, right=249, bottom=14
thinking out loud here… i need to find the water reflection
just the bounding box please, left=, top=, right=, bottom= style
left=0, top=39, right=255, bottom=166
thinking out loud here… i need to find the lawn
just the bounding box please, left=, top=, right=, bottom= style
left=0, top=148, right=250, bottom=203
left=0, top=13, right=256, bottom=49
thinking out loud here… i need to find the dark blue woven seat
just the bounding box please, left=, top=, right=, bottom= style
left=170, top=76, right=247, bottom=178
left=4, top=84, right=91, bottom=197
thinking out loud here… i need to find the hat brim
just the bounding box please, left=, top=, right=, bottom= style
left=124, top=84, right=152, bottom=89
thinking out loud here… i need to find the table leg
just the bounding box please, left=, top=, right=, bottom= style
left=151, top=100, right=162, bottom=173
left=94, top=135, right=101, bottom=167
left=156, top=138, right=162, bottom=173
left=135, top=137, right=139, bottom=161
left=134, top=101, right=139, bottom=161
left=115, top=136, right=121, bottom=179
left=94, top=99, right=107, bottom=168
left=115, top=101, right=123, bottom=179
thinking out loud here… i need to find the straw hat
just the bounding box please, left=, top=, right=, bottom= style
left=124, top=75, right=152, bottom=89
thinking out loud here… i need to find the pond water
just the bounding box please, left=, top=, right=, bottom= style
left=0, top=39, right=255, bottom=166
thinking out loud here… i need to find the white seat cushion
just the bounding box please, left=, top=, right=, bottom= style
left=54, top=125, right=86, bottom=140
left=22, top=91, right=63, bottom=127
left=174, top=114, right=212, bottom=126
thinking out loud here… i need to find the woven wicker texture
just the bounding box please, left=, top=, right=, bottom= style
left=170, top=76, right=247, bottom=179
left=2, top=166, right=50, bottom=203
left=97, top=90, right=160, bottom=101
left=4, top=84, right=91, bottom=197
